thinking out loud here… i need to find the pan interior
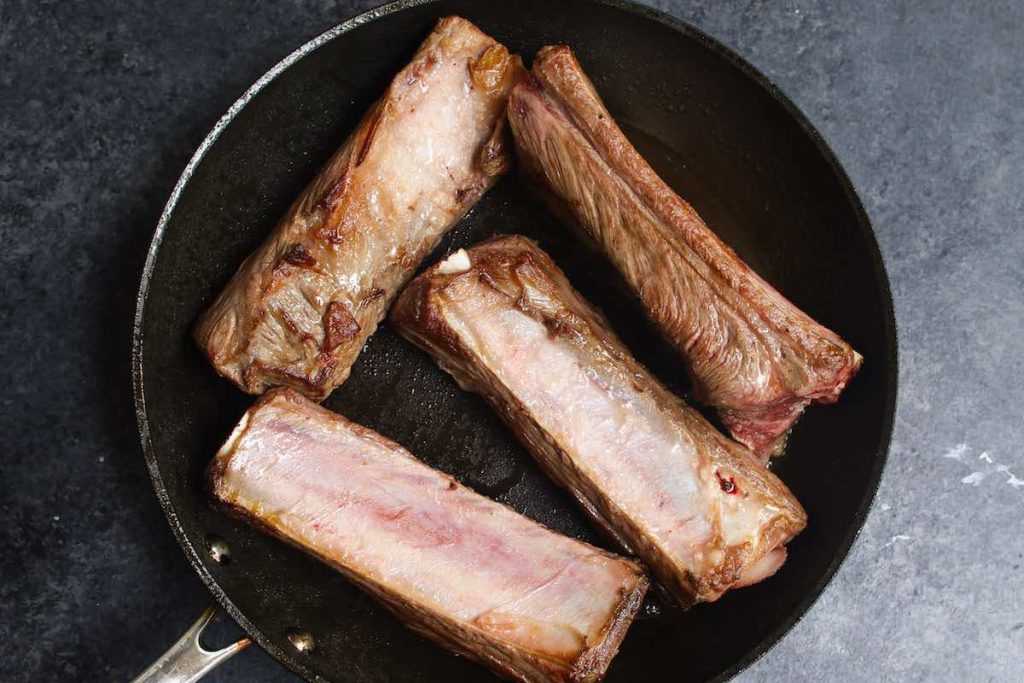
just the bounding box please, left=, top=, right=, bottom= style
left=136, top=0, right=895, bottom=680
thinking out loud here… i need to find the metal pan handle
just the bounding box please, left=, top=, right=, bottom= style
left=130, top=605, right=250, bottom=683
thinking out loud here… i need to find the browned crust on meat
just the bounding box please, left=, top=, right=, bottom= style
left=194, top=17, right=526, bottom=403
left=321, top=300, right=360, bottom=353
left=568, top=574, right=647, bottom=681
left=355, top=100, right=388, bottom=167
left=507, top=46, right=861, bottom=458
left=391, top=236, right=807, bottom=607
left=208, top=388, right=648, bottom=682
left=278, top=243, right=316, bottom=268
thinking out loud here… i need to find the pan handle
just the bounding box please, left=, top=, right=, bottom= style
left=130, top=605, right=251, bottom=683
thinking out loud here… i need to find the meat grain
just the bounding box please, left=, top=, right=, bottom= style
left=209, top=388, right=648, bottom=682
left=391, top=236, right=807, bottom=607
left=196, top=17, right=525, bottom=400
left=507, top=46, right=862, bottom=459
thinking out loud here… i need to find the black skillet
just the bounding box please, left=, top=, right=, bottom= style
left=132, top=0, right=897, bottom=680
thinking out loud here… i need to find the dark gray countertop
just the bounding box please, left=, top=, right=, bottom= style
left=2, top=1, right=1021, bottom=681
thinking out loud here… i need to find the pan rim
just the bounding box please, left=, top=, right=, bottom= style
left=131, top=1, right=898, bottom=681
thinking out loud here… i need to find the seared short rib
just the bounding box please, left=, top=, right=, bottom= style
left=209, top=388, right=647, bottom=682
left=507, top=46, right=861, bottom=459
left=391, top=236, right=807, bottom=607
left=196, top=17, right=525, bottom=401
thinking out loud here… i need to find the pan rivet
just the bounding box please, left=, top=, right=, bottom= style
left=205, top=534, right=231, bottom=565
left=286, top=628, right=315, bottom=654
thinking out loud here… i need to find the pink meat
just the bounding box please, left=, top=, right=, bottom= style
left=391, top=236, right=807, bottom=607
left=209, top=388, right=647, bottom=682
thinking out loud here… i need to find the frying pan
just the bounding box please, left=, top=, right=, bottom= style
left=131, top=0, right=897, bottom=680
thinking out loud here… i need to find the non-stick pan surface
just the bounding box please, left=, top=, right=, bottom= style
left=133, top=0, right=897, bottom=680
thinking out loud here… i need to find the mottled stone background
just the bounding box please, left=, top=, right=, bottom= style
left=1, top=0, right=1021, bottom=681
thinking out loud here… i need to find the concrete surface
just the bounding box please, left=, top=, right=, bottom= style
left=1, top=0, right=1021, bottom=680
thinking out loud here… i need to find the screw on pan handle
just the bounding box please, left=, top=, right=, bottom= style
left=130, top=605, right=251, bottom=683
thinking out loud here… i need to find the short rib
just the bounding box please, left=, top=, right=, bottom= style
left=209, top=388, right=647, bottom=682
left=391, top=236, right=807, bottom=607
left=507, top=46, right=862, bottom=459
left=195, top=17, right=525, bottom=401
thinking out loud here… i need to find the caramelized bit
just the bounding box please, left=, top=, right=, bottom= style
left=280, top=244, right=316, bottom=268
left=315, top=170, right=350, bottom=213
left=470, top=44, right=513, bottom=93
left=322, top=301, right=360, bottom=353
left=543, top=314, right=573, bottom=338
left=478, top=118, right=511, bottom=176
left=359, top=287, right=386, bottom=309
left=356, top=102, right=388, bottom=167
